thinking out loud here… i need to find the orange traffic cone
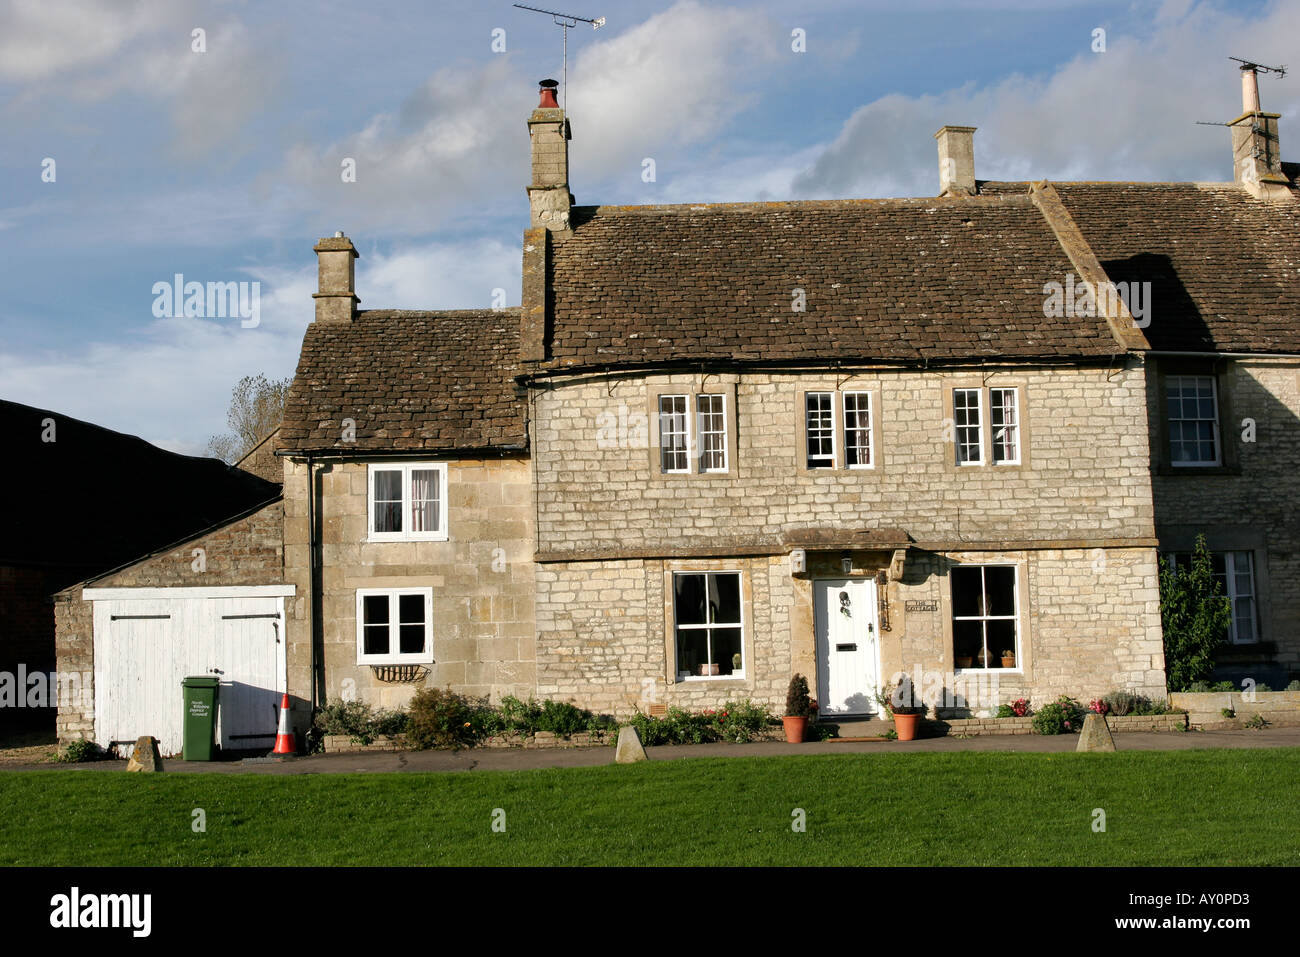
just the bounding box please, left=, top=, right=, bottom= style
left=272, top=693, right=296, bottom=756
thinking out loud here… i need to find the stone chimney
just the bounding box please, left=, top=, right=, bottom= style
left=527, top=79, right=573, bottom=233
left=312, top=232, right=359, bottom=323
left=935, top=125, right=977, bottom=196
left=1229, top=65, right=1291, bottom=202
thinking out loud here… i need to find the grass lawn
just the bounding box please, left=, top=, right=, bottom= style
left=2, top=749, right=1297, bottom=866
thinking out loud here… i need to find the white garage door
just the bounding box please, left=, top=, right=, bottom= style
left=87, top=586, right=292, bottom=756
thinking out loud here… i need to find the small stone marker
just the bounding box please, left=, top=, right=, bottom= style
left=1076, top=713, right=1115, bottom=753
left=614, top=725, right=647, bottom=764
left=126, top=736, right=164, bottom=772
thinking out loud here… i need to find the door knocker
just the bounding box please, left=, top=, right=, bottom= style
left=839, top=591, right=851, bottom=617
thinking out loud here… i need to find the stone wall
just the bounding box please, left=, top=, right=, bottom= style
left=282, top=456, right=536, bottom=712
left=53, top=501, right=285, bottom=743
left=1149, top=357, right=1300, bottom=677
left=531, top=362, right=1155, bottom=558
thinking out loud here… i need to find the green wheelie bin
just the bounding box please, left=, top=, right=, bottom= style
left=181, top=676, right=221, bottom=761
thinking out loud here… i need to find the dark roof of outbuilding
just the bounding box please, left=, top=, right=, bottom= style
left=542, top=195, right=1124, bottom=368
left=981, top=180, right=1300, bottom=354
left=278, top=309, right=528, bottom=454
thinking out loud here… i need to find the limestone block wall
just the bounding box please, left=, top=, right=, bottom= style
left=1149, top=358, right=1300, bottom=672
left=282, top=456, right=536, bottom=711
left=531, top=361, right=1155, bottom=558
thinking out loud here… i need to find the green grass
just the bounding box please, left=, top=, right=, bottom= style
left=2, top=749, right=1297, bottom=866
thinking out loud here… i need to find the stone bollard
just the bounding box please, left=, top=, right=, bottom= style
left=126, top=736, right=164, bottom=772
left=614, top=726, right=648, bottom=764
left=1076, top=713, right=1116, bottom=753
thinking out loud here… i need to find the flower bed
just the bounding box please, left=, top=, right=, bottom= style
left=938, top=713, right=1187, bottom=736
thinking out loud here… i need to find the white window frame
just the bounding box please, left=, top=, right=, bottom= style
left=989, top=387, right=1021, bottom=466
left=696, top=394, right=728, bottom=473
left=951, top=563, right=1020, bottom=672
left=673, top=570, right=746, bottom=681
left=367, top=463, right=449, bottom=542
left=805, top=392, right=836, bottom=469
left=954, top=388, right=984, bottom=466
left=355, top=587, right=434, bottom=665
left=658, top=394, right=691, bottom=473
left=1167, top=374, right=1222, bottom=467
left=842, top=391, right=875, bottom=469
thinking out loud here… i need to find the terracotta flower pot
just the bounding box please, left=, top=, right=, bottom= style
left=1001, top=657, right=1016, bottom=668
left=893, top=713, right=920, bottom=741
left=955, top=657, right=973, bottom=669
left=782, top=715, right=808, bottom=743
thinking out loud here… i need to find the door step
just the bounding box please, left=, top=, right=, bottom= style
left=819, top=716, right=893, bottom=740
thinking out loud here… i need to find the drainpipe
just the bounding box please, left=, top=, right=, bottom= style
left=306, top=454, right=320, bottom=713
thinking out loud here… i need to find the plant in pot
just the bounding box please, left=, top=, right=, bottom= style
left=783, top=674, right=815, bottom=743
left=1000, top=649, right=1016, bottom=668
left=887, top=675, right=926, bottom=741
left=955, top=654, right=973, bottom=669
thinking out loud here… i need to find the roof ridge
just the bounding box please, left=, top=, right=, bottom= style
left=573, top=194, right=1032, bottom=216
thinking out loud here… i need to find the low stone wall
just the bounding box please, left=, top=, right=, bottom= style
left=937, top=712, right=1187, bottom=736
left=322, top=730, right=618, bottom=753
left=1169, top=691, right=1300, bottom=730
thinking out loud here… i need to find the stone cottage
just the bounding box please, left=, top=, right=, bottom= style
left=56, top=69, right=1300, bottom=748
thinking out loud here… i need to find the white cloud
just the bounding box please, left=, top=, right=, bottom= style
left=792, top=0, right=1300, bottom=198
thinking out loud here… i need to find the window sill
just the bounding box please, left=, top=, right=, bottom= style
left=677, top=674, right=747, bottom=683
left=955, top=668, right=1023, bottom=675
left=357, top=657, right=435, bottom=667
left=366, top=534, right=450, bottom=543
left=1154, top=464, right=1241, bottom=477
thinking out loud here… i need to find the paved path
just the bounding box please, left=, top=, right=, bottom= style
left=5, top=727, right=1299, bottom=775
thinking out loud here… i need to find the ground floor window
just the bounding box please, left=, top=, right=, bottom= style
left=356, top=588, right=433, bottom=665
left=1163, top=550, right=1258, bottom=644
left=673, top=572, right=744, bottom=678
left=951, top=564, right=1019, bottom=669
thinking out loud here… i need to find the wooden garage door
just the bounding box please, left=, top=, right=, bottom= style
left=94, top=596, right=283, bottom=756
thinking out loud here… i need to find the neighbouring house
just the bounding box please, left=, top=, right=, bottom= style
left=55, top=68, right=1300, bottom=747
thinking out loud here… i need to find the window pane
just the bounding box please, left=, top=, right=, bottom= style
left=990, top=388, right=1019, bottom=463
left=986, top=619, right=1017, bottom=663
left=697, top=394, right=726, bottom=471
left=399, top=624, right=425, bottom=655
left=953, top=620, right=984, bottom=661
left=708, top=573, right=742, bottom=626
left=806, top=392, right=834, bottom=467
left=676, top=629, right=709, bottom=676
left=659, top=395, right=689, bottom=472
left=711, top=628, right=743, bottom=674
left=951, top=566, right=984, bottom=617
left=363, top=594, right=390, bottom=625
left=983, top=566, right=1016, bottom=617
left=410, top=469, right=439, bottom=532
left=674, top=574, right=708, bottom=626
left=364, top=626, right=390, bottom=656
left=373, top=469, right=403, bottom=532
left=398, top=593, right=425, bottom=624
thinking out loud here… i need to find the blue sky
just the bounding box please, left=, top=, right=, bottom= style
left=1, top=0, right=1293, bottom=453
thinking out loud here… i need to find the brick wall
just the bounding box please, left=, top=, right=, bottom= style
left=53, top=500, right=284, bottom=742
left=282, top=457, right=536, bottom=711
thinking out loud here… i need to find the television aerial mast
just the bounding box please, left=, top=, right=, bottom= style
left=512, top=4, right=606, bottom=112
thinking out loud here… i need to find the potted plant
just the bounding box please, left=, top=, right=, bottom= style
left=783, top=674, right=815, bottom=743
left=955, top=655, right=973, bottom=669
left=1001, top=649, right=1016, bottom=668
left=974, top=647, right=991, bottom=668
left=732, top=653, right=742, bottom=671
left=886, top=676, right=926, bottom=741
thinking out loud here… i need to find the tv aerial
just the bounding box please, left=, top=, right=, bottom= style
left=513, top=4, right=606, bottom=112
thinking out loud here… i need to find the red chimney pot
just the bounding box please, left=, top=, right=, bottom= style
left=538, top=79, right=559, bottom=109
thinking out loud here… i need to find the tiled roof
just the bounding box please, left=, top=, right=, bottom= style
left=982, top=181, right=1300, bottom=353
left=278, top=310, right=527, bottom=453
left=543, top=196, right=1123, bottom=368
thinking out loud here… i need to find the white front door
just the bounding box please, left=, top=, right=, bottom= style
left=814, top=579, right=880, bottom=716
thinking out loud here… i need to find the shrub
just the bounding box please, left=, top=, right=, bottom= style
left=995, top=698, right=1031, bottom=718
left=1221, top=707, right=1236, bottom=719
left=785, top=674, right=814, bottom=718
left=995, top=704, right=1016, bottom=718
left=1032, top=696, right=1085, bottom=735
left=57, top=739, right=105, bottom=763
left=1287, top=680, right=1300, bottom=692
left=1102, top=690, right=1138, bottom=716
left=406, top=687, right=479, bottom=751
left=1088, top=699, right=1109, bottom=715
left=621, top=700, right=778, bottom=746
left=1159, top=534, right=1231, bottom=691
left=313, top=699, right=409, bottom=745
left=1244, top=713, right=1268, bottom=729
left=491, top=695, right=613, bottom=738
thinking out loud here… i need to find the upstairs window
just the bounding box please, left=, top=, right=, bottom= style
left=954, top=388, right=983, bottom=465
left=805, top=392, right=835, bottom=468
left=989, top=388, right=1020, bottom=464
left=368, top=463, right=448, bottom=541
left=843, top=391, right=874, bottom=468
left=657, top=393, right=730, bottom=474
left=1167, top=375, right=1221, bottom=466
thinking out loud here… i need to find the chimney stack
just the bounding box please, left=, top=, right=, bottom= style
left=312, top=231, right=359, bottom=323
left=935, top=126, right=977, bottom=196
left=527, top=79, right=573, bottom=233
left=1229, top=64, right=1291, bottom=202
